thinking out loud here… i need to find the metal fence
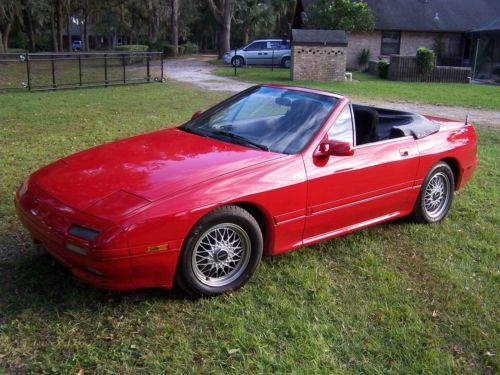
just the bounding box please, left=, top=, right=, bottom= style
left=0, top=52, right=164, bottom=92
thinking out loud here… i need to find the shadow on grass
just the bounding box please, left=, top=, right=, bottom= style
left=0, top=231, right=189, bottom=324
left=1, top=217, right=413, bottom=324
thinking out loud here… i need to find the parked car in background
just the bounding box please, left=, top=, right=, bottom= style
left=72, top=40, right=83, bottom=51
left=223, top=39, right=291, bottom=68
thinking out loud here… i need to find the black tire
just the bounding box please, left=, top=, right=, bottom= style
left=411, top=161, right=455, bottom=223
left=176, top=205, right=263, bottom=297
left=231, top=56, right=244, bottom=67
left=281, top=56, right=291, bottom=69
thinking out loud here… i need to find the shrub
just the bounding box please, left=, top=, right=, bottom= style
left=357, top=48, right=370, bottom=70
left=113, top=45, right=149, bottom=64
left=113, top=44, right=149, bottom=52
left=416, top=47, right=435, bottom=77
left=182, top=42, right=199, bottom=55
left=162, top=43, right=177, bottom=57
left=377, top=60, right=389, bottom=79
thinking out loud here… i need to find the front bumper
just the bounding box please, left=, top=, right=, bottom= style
left=15, top=183, right=180, bottom=291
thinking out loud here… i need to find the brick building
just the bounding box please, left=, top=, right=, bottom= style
left=291, top=29, right=348, bottom=81
left=294, top=0, right=500, bottom=70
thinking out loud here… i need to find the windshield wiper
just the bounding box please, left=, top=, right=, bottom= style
left=210, top=130, right=269, bottom=151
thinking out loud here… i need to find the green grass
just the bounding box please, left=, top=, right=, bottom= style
left=214, top=67, right=500, bottom=110
left=0, top=83, right=498, bottom=373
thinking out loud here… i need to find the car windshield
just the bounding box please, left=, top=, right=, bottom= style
left=180, top=86, right=338, bottom=154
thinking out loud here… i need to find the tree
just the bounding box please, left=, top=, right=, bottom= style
left=170, top=0, right=179, bottom=56
left=307, top=0, right=374, bottom=32
left=0, top=0, right=23, bottom=52
left=207, top=0, right=231, bottom=57
left=234, top=0, right=274, bottom=45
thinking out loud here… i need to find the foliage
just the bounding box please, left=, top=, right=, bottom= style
left=113, top=44, right=149, bottom=52
left=214, top=68, right=500, bottom=110
left=357, top=48, right=370, bottom=70
left=307, top=0, right=375, bottom=32
left=377, top=59, right=389, bottom=79
left=416, top=47, right=435, bottom=77
left=181, top=41, right=199, bottom=55
left=0, top=83, right=498, bottom=373
left=1, top=0, right=297, bottom=53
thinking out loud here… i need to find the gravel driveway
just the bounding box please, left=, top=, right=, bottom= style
left=165, top=57, right=499, bottom=129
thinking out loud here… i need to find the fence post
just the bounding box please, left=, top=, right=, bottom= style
left=78, top=54, right=82, bottom=86
left=146, top=53, right=151, bottom=82
left=271, top=49, right=274, bottom=71
left=160, top=53, right=164, bottom=82
left=25, top=52, right=31, bottom=91
left=51, top=55, right=56, bottom=89
left=122, top=54, right=126, bottom=83
left=104, top=54, right=108, bottom=87
left=234, top=48, right=237, bottom=76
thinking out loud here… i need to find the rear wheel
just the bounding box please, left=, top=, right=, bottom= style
left=281, top=56, right=291, bottom=69
left=411, top=161, right=454, bottom=223
left=231, top=56, right=244, bottom=67
left=176, top=205, right=263, bottom=297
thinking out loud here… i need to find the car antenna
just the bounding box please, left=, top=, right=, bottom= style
left=465, top=113, right=469, bottom=125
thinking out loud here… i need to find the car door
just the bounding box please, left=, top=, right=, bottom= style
left=303, top=103, right=420, bottom=242
left=244, top=41, right=269, bottom=65
left=268, top=40, right=284, bottom=65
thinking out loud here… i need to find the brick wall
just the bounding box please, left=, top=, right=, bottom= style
left=346, top=31, right=464, bottom=70
left=291, top=44, right=347, bottom=82
left=346, top=32, right=381, bottom=70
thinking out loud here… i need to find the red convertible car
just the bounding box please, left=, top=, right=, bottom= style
left=15, top=85, right=478, bottom=296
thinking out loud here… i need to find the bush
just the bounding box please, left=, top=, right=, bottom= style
left=113, top=44, right=149, bottom=52
left=182, top=42, right=199, bottom=55
left=113, top=45, right=149, bottom=64
left=357, top=48, right=370, bottom=70
left=416, top=47, right=435, bottom=77
left=377, top=60, right=389, bottom=79
left=162, top=43, right=177, bottom=57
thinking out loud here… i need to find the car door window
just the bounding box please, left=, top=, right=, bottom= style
left=328, top=105, right=354, bottom=144
left=246, top=42, right=267, bottom=51
left=268, top=41, right=281, bottom=50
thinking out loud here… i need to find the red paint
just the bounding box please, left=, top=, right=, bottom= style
left=15, top=85, right=478, bottom=291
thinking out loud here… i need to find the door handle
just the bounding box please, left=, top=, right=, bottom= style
left=399, top=148, right=410, bottom=157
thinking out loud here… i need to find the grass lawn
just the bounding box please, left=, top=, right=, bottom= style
left=214, top=67, right=500, bottom=110
left=0, top=82, right=498, bottom=373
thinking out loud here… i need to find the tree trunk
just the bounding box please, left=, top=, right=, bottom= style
left=0, top=31, right=4, bottom=53
left=3, top=21, right=12, bottom=52
left=207, top=0, right=232, bottom=57
left=57, top=0, right=64, bottom=51
left=51, top=9, right=59, bottom=52
left=67, top=17, right=72, bottom=51
left=171, top=0, right=179, bottom=56
left=25, top=3, right=37, bottom=51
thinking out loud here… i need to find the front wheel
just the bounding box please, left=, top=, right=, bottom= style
left=281, top=56, right=291, bottom=69
left=176, top=205, right=263, bottom=297
left=231, top=56, right=244, bottom=67
left=411, top=161, right=454, bottom=223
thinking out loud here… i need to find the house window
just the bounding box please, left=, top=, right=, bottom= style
left=381, top=31, right=401, bottom=55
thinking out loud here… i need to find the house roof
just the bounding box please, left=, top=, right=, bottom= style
left=471, top=17, right=500, bottom=33
left=292, top=29, right=348, bottom=45
left=296, top=0, right=500, bottom=33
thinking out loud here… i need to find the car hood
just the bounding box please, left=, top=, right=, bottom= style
left=34, top=128, right=284, bottom=219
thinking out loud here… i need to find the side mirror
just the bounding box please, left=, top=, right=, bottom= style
left=314, top=139, right=354, bottom=158
left=191, top=111, right=203, bottom=120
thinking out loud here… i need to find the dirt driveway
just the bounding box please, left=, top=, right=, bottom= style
left=164, top=57, right=499, bottom=129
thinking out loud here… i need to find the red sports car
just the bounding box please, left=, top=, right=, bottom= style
left=15, top=85, right=478, bottom=297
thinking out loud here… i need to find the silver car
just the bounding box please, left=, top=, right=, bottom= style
left=223, top=39, right=291, bottom=68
